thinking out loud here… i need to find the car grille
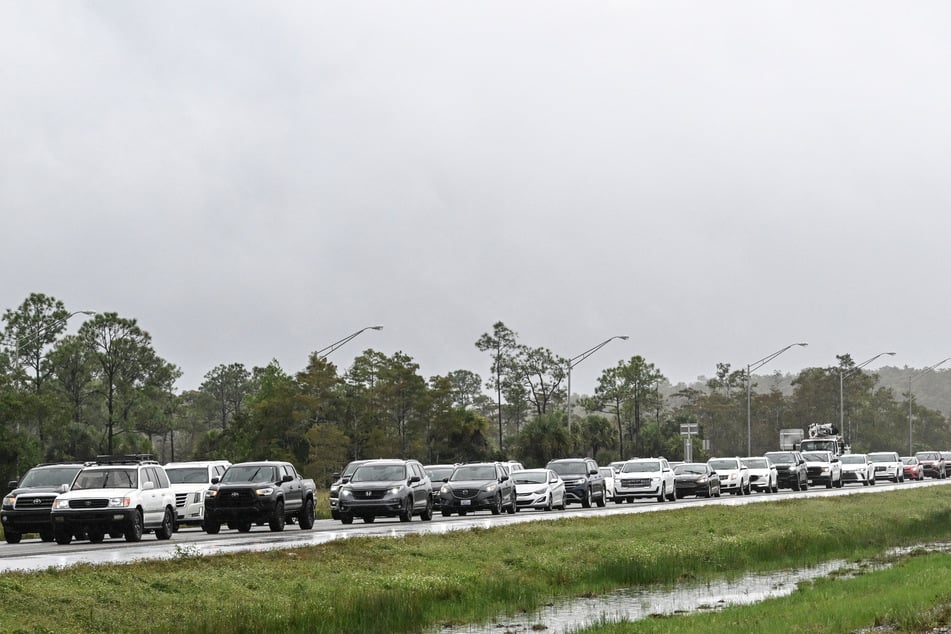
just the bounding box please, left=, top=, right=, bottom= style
left=175, top=493, right=189, bottom=508
left=350, top=488, right=387, bottom=500
left=875, top=466, right=887, bottom=472
left=13, top=495, right=55, bottom=509
left=620, top=478, right=650, bottom=487
left=216, top=488, right=255, bottom=507
left=806, top=467, right=824, bottom=477
left=450, top=488, right=479, bottom=499
left=67, top=498, right=109, bottom=509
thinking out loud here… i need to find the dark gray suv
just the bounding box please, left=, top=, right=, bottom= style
left=438, top=462, right=517, bottom=516
left=545, top=458, right=606, bottom=508
left=336, top=459, right=433, bottom=524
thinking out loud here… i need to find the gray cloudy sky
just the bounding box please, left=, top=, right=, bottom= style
left=2, top=2, right=950, bottom=393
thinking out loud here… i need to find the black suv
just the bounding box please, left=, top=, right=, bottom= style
left=545, top=458, right=606, bottom=508
left=764, top=451, right=809, bottom=491
left=438, top=462, right=517, bottom=516
left=337, top=459, right=433, bottom=524
left=2, top=462, right=87, bottom=544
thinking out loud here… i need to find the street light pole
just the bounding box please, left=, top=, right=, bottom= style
left=908, top=357, right=951, bottom=455
left=566, top=336, right=629, bottom=438
left=314, top=325, right=383, bottom=360
left=838, top=352, right=895, bottom=448
left=746, top=342, right=808, bottom=456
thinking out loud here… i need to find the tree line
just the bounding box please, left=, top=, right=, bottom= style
left=3, top=295, right=950, bottom=486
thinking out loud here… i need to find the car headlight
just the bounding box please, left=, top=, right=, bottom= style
left=533, top=487, right=547, bottom=495
left=697, top=477, right=708, bottom=484
left=340, top=489, right=353, bottom=499
left=2, top=495, right=15, bottom=508
left=484, top=484, right=497, bottom=493
left=388, top=486, right=402, bottom=496
left=440, top=485, right=450, bottom=495
left=53, top=499, right=70, bottom=509
left=206, top=488, right=219, bottom=498
left=254, top=487, right=274, bottom=496
left=108, top=497, right=131, bottom=508
left=192, top=491, right=204, bottom=504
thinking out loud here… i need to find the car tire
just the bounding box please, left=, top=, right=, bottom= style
left=204, top=519, right=221, bottom=534
left=39, top=529, right=54, bottom=542
left=155, top=508, right=174, bottom=540
left=399, top=497, right=413, bottom=522
left=490, top=495, right=502, bottom=516
left=362, top=515, right=375, bottom=523
left=582, top=488, right=592, bottom=509
left=87, top=529, right=105, bottom=544
left=236, top=520, right=252, bottom=533
left=299, top=497, right=316, bottom=530
left=667, top=486, right=677, bottom=502
left=420, top=497, right=434, bottom=521
left=544, top=494, right=552, bottom=511
left=54, top=527, right=72, bottom=545
left=124, top=509, right=144, bottom=543
left=441, top=509, right=452, bottom=517
left=4, top=530, right=21, bottom=544
left=657, top=484, right=666, bottom=503
left=596, top=488, right=607, bottom=508
left=615, top=496, right=625, bottom=504
left=269, top=501, right=286, bottom=532
left=340, top=514, right=353, bottom=525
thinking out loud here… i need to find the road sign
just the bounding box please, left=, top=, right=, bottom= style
left=680, top=423, right=698, bottom=436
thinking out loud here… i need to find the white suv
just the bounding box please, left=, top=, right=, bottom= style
left=50, top=455, right=176, bottom=544
left=614, top=458, right=676, bottom=503
left=708, top=457, right=751, bottom=495
left=164, top=460, right=231, bottom=530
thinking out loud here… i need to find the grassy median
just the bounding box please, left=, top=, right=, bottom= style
left=1, top=488, right=951, bottom=634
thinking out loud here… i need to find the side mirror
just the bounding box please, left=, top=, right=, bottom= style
left=143, top=481, right=155, bottom=491
left=211, top=477, right=220, bottom=484
left=332, top=472, right=341, bottom=481
left=58, top=483, right=70, bottom=494
left=281, top=474, right=293, bottom=483
left=409, top=475, right=420, bottom=484
left=500, top=474, right=509, bottom=482
left=7, top=480, right=17, bottom=490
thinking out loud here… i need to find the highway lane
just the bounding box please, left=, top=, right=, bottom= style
left=2, top=478, right=946, bottom=573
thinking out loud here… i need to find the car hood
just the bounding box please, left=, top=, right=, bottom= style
left=443, top=479, right=496, bottom=490
left=7, top=486, right=65, bottom=496
left=344, top=479, right=409, bottom=489
left=674, top=474, right=707, bottom=482
left=56, top=487, right=138, bottom=498
left=514, top=482, right=550, bottom=492
left=214, top=480, right=279, bottom=489
left=170, top=482, right=208, bottom=492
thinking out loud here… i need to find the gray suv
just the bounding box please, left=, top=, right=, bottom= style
left=336, top=459, right=433, bottom=524
left=545, top=458, right=606, bottom=508
left=438, top=462, right=517, bottom=516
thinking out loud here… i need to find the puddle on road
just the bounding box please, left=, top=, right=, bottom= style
left=434, top=543, right=951, bottom=634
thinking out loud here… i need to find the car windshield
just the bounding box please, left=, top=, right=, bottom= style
left=549, top=462, right=586, bottom=476
left=708, top=459, right=739, bottom=470
left=842, top=455, right=867, bottom=464
left=765, top=453, right=794, bottom=464
left=451, top=465, right=497, bottom=481
left=425, top=467, right=454, bottom=482
left=869, top=453, right=896, bottom=463
left=514, top=471, right=548, bottom=484
left=342, top=462, right=366, bottom=478
left=221, top=465, right=278, bottom=483
left=916, top=452, right=939, bottom=460
left=901, top=457, right=918, bottom=465
left=165, top=467, right=209, bottom=484
left=72, top=468, right=137, bottom=490
left=674, top=464, right=707, bottom=475
left=621, top=461, right=661, bottom=473
left=18, top=466, right=82, bottom=488
left=741, top=459, right=767, bottom=469
left=599, top=468, right=613, bottom=477
left=801, top=453, right=829, bottom=462
left=351, top=464, right=406, bottom=482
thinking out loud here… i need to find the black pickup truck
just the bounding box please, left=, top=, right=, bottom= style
left=203, top=461, right=316, bottom=533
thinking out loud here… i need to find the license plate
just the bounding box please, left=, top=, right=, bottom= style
left=461, top=499, right=470, bottom=506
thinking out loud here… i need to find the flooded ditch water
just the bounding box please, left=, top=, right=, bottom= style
left=433, top=542, right=951, bottom=634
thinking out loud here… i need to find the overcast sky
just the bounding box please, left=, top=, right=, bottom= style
left=2, top=2, right=950, bottom=394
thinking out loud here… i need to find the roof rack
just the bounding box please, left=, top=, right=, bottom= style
left=94, top=454, right=159, bottom=465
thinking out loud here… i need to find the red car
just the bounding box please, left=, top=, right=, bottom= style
left=901, top=456, right=924, bottom=481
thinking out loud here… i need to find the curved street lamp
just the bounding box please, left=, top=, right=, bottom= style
left=839, top=352, right=895, bottom=448
left=746, top=342, right=808, bottom=456
left=566, top=336, right=629, bottom=437
left=315, top=325, right=383, bottom=360
left=908, top=357, right=951, bottom=454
